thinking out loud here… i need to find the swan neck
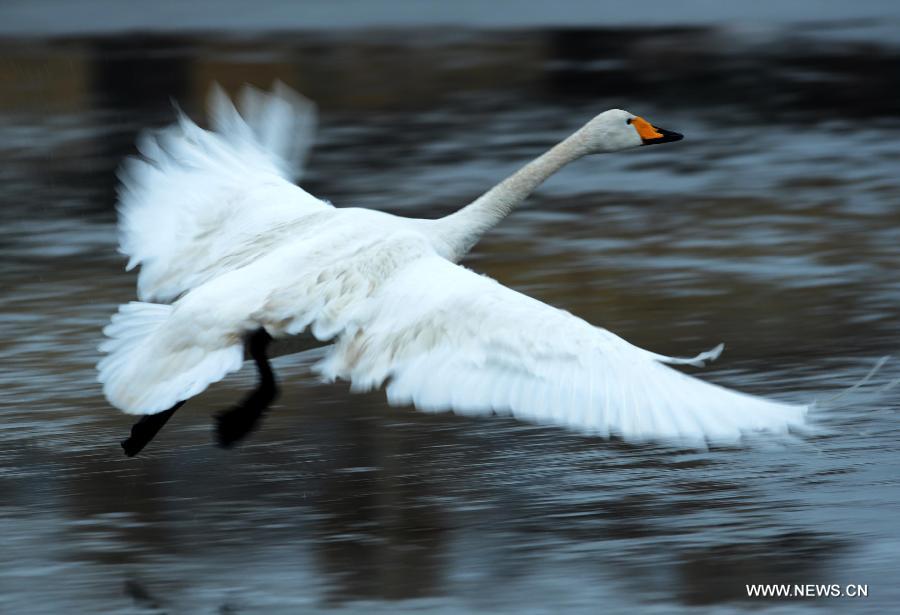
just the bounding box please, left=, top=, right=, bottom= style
left=434, top=130, right=589, bottom=260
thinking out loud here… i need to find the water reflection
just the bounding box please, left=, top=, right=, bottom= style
left=1, top=24, right=899, bottom=613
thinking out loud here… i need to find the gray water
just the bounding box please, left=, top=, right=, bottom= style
left=1, top=25, right=900, bottom=614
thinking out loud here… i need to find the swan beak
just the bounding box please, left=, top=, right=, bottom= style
left=631, top=116, right=684, bottom=146
left=641, top=126, right=683, bottom=146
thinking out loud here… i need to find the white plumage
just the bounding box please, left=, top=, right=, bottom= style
left=98, top=83, right=808, bottom=445
left=117, top=82, right=323, bottom=303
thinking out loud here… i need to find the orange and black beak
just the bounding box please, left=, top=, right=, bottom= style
left=630, top=116, right=683, bottom=146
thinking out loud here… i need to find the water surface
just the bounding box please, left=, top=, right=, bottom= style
left=1, top=26, right=899, bottom=613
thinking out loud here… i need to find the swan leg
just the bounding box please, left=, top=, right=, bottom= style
left=121, top=400, right=184, bottom=457
left=215, top=328, right=280, bottom=448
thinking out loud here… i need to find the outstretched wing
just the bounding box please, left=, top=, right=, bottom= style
left=117, top=82, right=330, bottom=303
left=316, top=256, right=808, bottom=444
left=99, top=230, right=807, bottom=444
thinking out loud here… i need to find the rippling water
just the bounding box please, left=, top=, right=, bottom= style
left=1, top=24, right=900, bottom=614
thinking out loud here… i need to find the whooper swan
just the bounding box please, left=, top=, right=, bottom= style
left=98, top=83, right=807, bottom=453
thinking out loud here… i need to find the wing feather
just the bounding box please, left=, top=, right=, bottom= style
left=117, top=83, right=329, bottom=303
left=100, top=224, right=808, bottom=444
left=317, top=256, right=808, bottom=445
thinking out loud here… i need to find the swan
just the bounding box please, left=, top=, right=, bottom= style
left=98, top=83, right=807, bottom=453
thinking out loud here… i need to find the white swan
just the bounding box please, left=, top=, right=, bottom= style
left=98, top=83, right=807, bottom=447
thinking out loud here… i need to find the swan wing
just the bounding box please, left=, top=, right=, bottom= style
left=98, top=226, right=437, bottom=414
left=117, top=82, right=330, bottom=303
left=99, top=230, right=807, bottom=444
left=317, top=255, right=808, bottom=444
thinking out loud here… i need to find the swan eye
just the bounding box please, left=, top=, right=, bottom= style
left=626, top=118, right=633, bottom=125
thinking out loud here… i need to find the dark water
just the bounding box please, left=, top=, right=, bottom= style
left=1, top=26, right=900, bottom=613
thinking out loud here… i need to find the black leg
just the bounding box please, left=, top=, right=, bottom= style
left=121, top=401, right=184, bottom=457
left=215, top=329, right=279, bottom=448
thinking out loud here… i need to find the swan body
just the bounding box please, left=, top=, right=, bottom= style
left=99, top=83, right=807, bottom=446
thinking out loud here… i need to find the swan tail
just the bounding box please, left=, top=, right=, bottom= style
left=97, top=301, right=245, bottom=415
left=207, top=81, right=317, bottom=181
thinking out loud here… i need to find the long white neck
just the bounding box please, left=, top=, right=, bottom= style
left=426, top=128, right=590, bottom=261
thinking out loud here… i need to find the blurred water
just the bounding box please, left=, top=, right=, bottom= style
left=1, top=25, right=900, bottom=614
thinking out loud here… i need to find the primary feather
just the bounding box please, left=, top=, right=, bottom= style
left=117, top=82, right=324, bottom=303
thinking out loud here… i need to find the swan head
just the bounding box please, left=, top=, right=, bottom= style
left=580, top=109, right=683, bottom=153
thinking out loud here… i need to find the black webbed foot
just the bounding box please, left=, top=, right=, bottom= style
left=121, top=401, right=184, bottom=457
left=215, top=329, right=279, bottom=448
left=119, top=329, right=278, bottom=455
left=214, top=377, right=279, bottom=447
